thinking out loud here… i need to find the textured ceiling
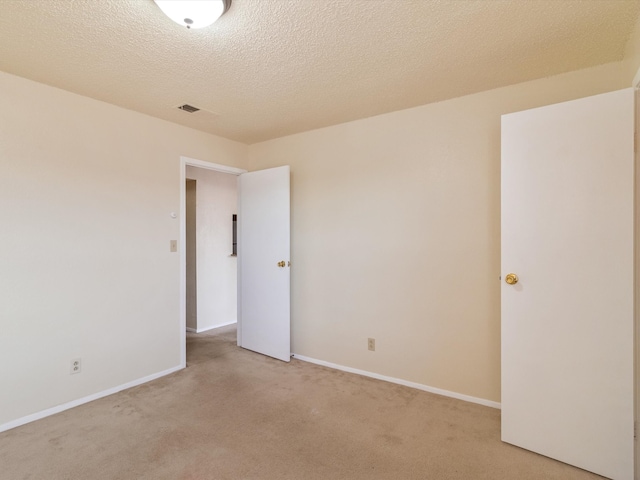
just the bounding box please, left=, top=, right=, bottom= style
left=0, top=0, right=638, bottom=144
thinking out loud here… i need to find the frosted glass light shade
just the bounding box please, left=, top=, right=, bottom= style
left=154, top=0, right=230, bottom=29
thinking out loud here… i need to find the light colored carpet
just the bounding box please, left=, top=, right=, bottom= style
left=0, top=325, right=604, bottom=479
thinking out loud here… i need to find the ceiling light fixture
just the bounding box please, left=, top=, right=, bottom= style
left=154, top=0, right=231, bottom=29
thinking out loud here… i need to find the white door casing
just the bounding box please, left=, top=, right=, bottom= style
left=501, top=89, right=635, bottom=480
left=238, top=166, right=291, bottom=362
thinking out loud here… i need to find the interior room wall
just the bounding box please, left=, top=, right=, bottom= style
left=246, top=60, right=630, bottom=404
left=2, top=30, right=637, bottom=431
left=185, top=166, right=238, bottom=332
left=186, top=179, right=197, bottom=331
left=0, top=71, right=247, bottom=429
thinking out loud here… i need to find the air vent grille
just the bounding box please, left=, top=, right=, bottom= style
left=177, top=104, right=200, bottom=113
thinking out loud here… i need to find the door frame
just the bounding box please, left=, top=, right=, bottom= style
left=633, top=67, right=640, bottom=480
left=634, top=84, right=640, bottom=480
left=179, top=156, right=247, bottom=368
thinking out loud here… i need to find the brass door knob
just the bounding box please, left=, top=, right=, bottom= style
left=505, top=273, right=519, bottom=285
left=277, top=261, right=286, bottom=268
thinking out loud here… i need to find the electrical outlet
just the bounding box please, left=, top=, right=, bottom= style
left=368, top=338, right=375, bottom=351
left=170, top=240, right=177, bottom=252
left=70, top=358, right=81, bottom=375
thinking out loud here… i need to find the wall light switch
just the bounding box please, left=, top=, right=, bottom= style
left=170, top=240, right=177, bottom=252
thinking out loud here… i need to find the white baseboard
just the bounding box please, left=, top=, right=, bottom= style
left=292, top=354, right=501, bottom=410
left=194, top=321, right=237, bottom=333
left=0, top=365, right=184, bottom=433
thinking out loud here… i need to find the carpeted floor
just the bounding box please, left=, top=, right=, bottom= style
left=0, top=324, right=604, bottom=479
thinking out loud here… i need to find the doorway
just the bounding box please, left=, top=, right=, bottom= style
left=185, top=166, right=238, bottom=335
left=179, top=158, right=292, bottom=367
left=179, top=157, right=247, bottom=368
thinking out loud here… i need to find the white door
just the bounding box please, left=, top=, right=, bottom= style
left=501, top=89, right=635, bottom=480
left=237, top=166, right=290, bottom=362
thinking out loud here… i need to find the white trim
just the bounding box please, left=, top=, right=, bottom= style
left=292, top=354, right=501, bottom=410
left=0, top=365, right=183, bottom=433
left=633, top=67, right=640, bottom=90
left=182, top=157, right=246, bottom=176
left=197, top=321, right=237, bottom=333
left=634, top=88, right=639, bottom=480
left=187, top=321, right=237, bottom=334
left=179, top=157, right=247, bottom=369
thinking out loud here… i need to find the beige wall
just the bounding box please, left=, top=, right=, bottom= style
left=186, top=179, right=197, bottom=330
left=624, top=9, right=640, bottom=83
left=1, top=33, right=637, bottom=430
left=247, top=61, right=630, bottom=403
left=185, top=167, right=238, bottom=331
left=0, top=71, right=247, bottom=428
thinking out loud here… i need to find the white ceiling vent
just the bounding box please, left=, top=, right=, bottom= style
left=177, top=104, right=200, bottom=113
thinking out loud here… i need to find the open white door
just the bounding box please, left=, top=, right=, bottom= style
left=237, top=166, right=290, bottom=362
left=501, top=89, right=635, bottom=480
